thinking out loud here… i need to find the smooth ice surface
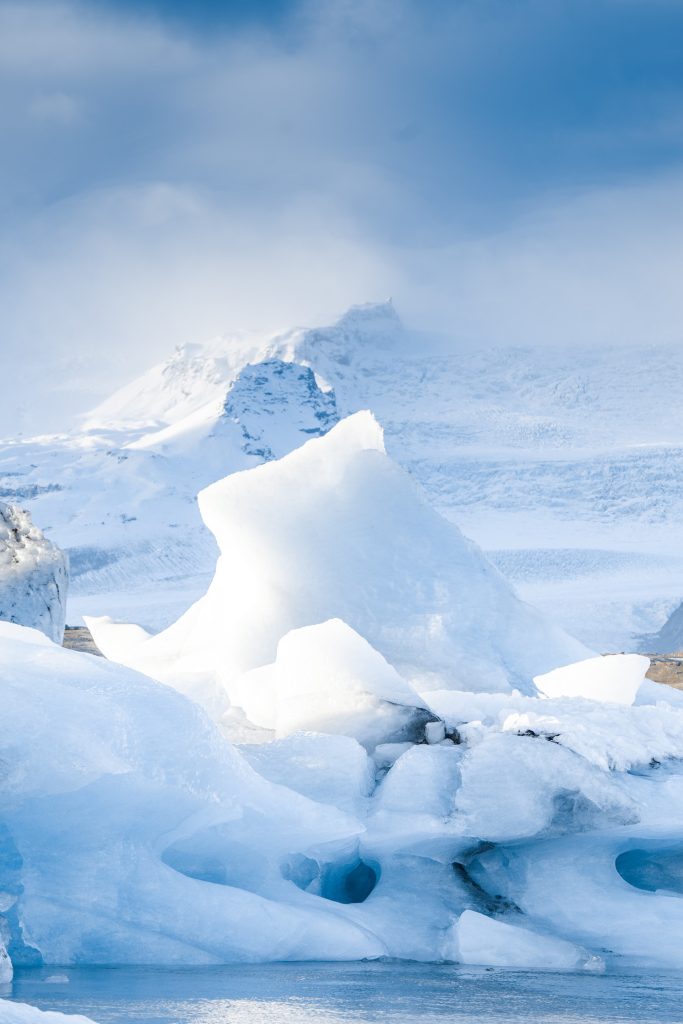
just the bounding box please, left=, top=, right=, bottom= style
left=534, top=653, right=649, bottom=704
left=10, top=963, right=683, bottom=1024
left=450, top=910, right=587, bottom=970
left=0, top=504, right=67, bottom=643
left=230, top=619, right=436, bottom=749
left=87, top=412, right=589, bottom=712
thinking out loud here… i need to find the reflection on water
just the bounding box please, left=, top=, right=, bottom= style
left=7, top=961, right=683, bottom=1024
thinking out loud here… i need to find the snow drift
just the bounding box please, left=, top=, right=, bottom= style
left=87, top=411, right=589, bottom=716
left=0, top=503, right=67, bottom=643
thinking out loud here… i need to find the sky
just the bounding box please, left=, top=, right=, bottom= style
left=3, top=0, right=683, bottom=433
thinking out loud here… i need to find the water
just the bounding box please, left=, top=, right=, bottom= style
left=6, top=963, right=683, bottom=1024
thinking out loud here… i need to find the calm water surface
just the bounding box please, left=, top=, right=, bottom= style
left=7, top=962, right=683, bottom=1024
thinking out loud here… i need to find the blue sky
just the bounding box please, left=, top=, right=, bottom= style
left=3, top=0, right=683, bottom=431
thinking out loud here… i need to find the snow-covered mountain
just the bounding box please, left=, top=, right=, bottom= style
left=3, top=300, right=683, bottom=649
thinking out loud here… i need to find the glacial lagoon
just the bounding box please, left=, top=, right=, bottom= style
left=7, top=962, right=683, bottom=1024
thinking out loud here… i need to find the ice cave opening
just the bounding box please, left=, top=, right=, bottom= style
left=282, top=853, right=379, bottom=904
left=616, top=846, right=683, bottom=895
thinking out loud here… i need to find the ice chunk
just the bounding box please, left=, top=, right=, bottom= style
left=454, top=732, right=635, bottom=842
left=230, top=619, right=437, bottom=749
left=450, top=910, right=587, bottom=970
left=534, top=654, right=649, bottom=705
left=0, top=939, right=12, bottom=983
left=0, top=1002, right=95, bottom=1023
left=0, top=503, right=68, bottom=643
left=88, top=412, right=589, bottom=713
left=0, top=622, right=384, bottom=965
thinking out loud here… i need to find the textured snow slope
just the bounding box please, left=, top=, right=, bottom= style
left=0, top=503, right=67, bottom=642
left=87, top=413, right=588, bottom=714
left=2, top=301, right=682, bottom=648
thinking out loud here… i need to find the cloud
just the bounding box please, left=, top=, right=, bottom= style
left=3, top=0, right=683, bottom=433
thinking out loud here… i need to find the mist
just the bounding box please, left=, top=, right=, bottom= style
left=3, top=0, right=683, bottom=434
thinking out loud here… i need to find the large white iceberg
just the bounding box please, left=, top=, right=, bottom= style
left=87, top=412, right=589, bottom=716
left=0, top=503, right=68, bottom=643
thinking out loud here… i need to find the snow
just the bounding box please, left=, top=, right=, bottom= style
left=4, top=301, right=683, bottom=650
left=86, top=412, right=589, bottom=716
left=533, top=654, right=650, bottom=705
left=0, top=504, right=68, bottom=643
left=8, top=301, right=683, bottom=990
left=0, top=1002, right=96, bottom=1024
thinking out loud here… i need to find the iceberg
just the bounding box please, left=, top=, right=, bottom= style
left=534, top=653, right=649, bottom=705
left=0, top=622, right=383, bottom=966
left=0, top=503, right=68, bottom=643
left=4, top=617, right=683, bottom=968
left=87, top=411, right=589, bottom=716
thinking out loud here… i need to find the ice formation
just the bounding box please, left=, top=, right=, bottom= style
left=447, top=910, right=589, bottom=970
left=534, top=653, right=649, bottom=705
left=7, top=299, right=683, bottom=651
left=86, top=411, right=589, bottom=716
left=230, top=619, right=438, bottom=750
left=6, top=325, right=683, bottom=993
left=0, top=939, right=12, bottom=984
left=0, top=622, right=384, bottom=965
left=5, top=609, right=683, bottom=972
left=0, top=1002, right=96, bottom=1024
left=0, top=503, right=67, bottom=643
